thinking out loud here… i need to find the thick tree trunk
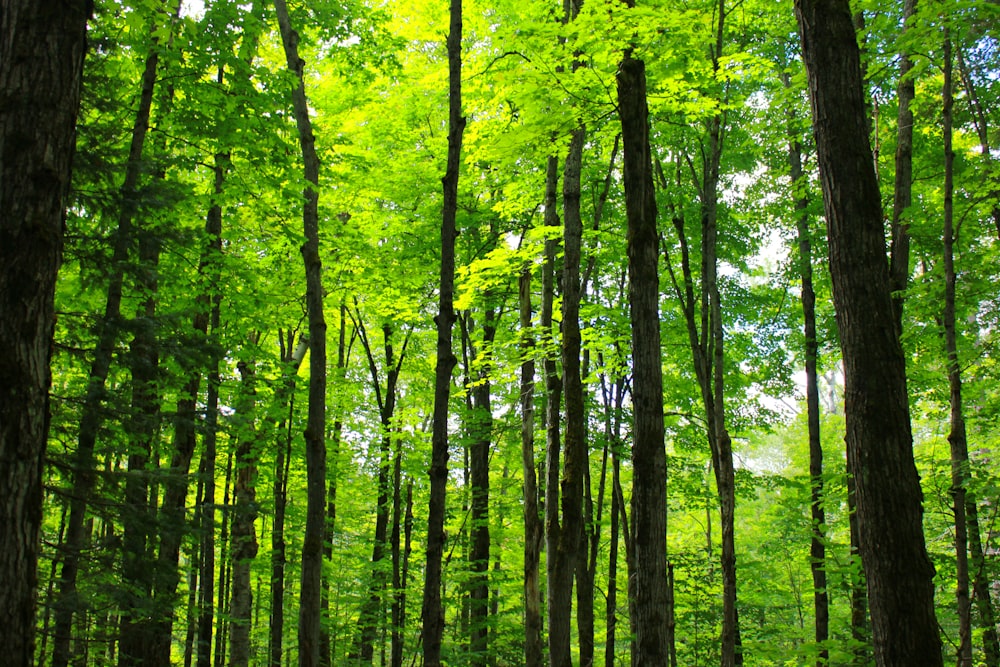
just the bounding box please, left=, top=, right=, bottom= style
left=941, top=33, right=973, bottom=667
left=271, top=3, right=329, bottom=665
left=421, top=0, right=464, bottom=662
left=0, top=1, right=89, bottom=658
left=519, top=269, right=544, bottom=667
left=617, top=49, right=670, bottom=667
left=795, top=1, right=943, bottom=665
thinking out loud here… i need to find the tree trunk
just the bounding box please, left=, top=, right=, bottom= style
left=421, top=0, right=464, bottom=662
left=354, top=319, right=407, bottom=662
left=617, top=47, right=670, bottom=666
left=888, top=0, right=917, bottom=329
left=519, top=268, right=544, bottom=667
left=783, top=71, right=829, bottom=667
left=230, top=356, right=260, bottom=667
left=271, top=3, right=329, bottom=665
left=0, top=0, right=88, bottom=658
left=215, top=451, right=234, bottom=667
left=53, top=17, right=162, bottom=663
left=794, top=1, right=943, bottom=664
left=941, top=31, right=973, bottom=667
left=197, top=153, right=226, bottom=667
left=466, top=308, right=496, bottom=666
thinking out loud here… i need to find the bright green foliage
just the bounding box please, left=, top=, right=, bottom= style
left=28, top=0, right=1000, bottom=665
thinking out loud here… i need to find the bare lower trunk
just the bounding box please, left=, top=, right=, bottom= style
left=420, top=1, right=464, bottom=662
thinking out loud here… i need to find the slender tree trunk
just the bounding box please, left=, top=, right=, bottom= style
left=271, top=3, right=328, bottom=665
left=215, top=451, right=234, bottom=667
left=467, top=309, right=496, bottom=666
left=52, top=17, right=162, bottom=663
left=519, top=268, right=544, bottom=667
left=354, top=320, right=406, bottom=662
left=270, top=375, right=295, bottom=667
left=323, top=303, right=350, bottom=667
left=889, top=0, right=917, bottom=329
left=542, top=154, right=563, bottom=667
left=941, top=31, right=973, bottom=667
left=197, top=153, right=226, bottom=667
left=795, top=1, right=943, bottom=664
left=617, top=46, right=670, bottom=666
left=955, top=47, right=1000, bottom=240
left=229, top=356, right=260, bottom=667
left=784, top=71, right=829, bottom=666
left=421, top=0, right=464, bottom=662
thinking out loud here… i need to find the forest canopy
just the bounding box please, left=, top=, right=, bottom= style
left=2, top=0, right=1000, bottom=665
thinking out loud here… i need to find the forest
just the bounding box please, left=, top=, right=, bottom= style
left=1, top=0, right=999, bottom=665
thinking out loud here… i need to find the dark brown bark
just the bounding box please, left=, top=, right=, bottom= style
left=519, top=268, right=544, bottom=667
left=0, top=0, right=89, bottom=655
left=196, top=153, right=226, bottom=667
left=795, top=1, right=943, bottom=665
left=942, top=32, right=973, bottom=667
left=888, top=0, right=917, bottom=329
left=541, top=153, right=563, bottom=667
left=323, top=303, right=351, bottom=667
left=783, top=71, right=829, bottom=666
left=230, top=357, right=260, bottom=667
left=215, top=451, right=234, bottom=667
left=547, top=123, right=587, bottom=667
left=421, top=0, right=464, bottom=662
left=617, top=49, right=670, bottom=666
left=465, top=307, right=496, bottom=666
left=271, top=2, right=329, bottom=665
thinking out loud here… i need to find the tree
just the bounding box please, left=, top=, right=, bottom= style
left=421, top=0, right=465, bottom=663
left=272, top=1, right=329, bottom=665
left=616, top=38, right=670, bottom=667
left=794, top=0, right=943, bottom=665
left=0, top=2, right=89, bottom=665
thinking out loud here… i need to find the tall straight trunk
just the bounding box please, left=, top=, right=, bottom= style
left=541, top=154, right=563, bottom=667
left=118, top=191, right=163, bottom=667
left=600, top=372, right=626, bottom=667
left=270, top=379, right=295, bottom=667
left=197, top=153, right=226, bottom=667
left=795, top=1, right=943, bottom=665
left=519, top=269, right=544, bottom=667
left=942, top=32, right=973, bottom=667
left=0, top=1, right=88, bottom=663
left=421, top=0, right=464, bottom=662
left=323, top=303, right=350, bottom=667
left=888, top=0, right=917, bottom=328
left=548, top=123, right=587, bottom=667
left=783, top=71, right=829, bottom=666
left=52, top=18, right=162, bottom=664
left=390, top=438, right=405, bottom=667
left=467, top=309, right=496, bottom=666
left=271, top=3, right=328, bottom=665
left=955, top=42, right=1000, bottom=667
left=617, top=47, right=670, bottom=666
left=215, top=451, right=234, bottom=667
left=229, top=356, right=260, bottom=667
